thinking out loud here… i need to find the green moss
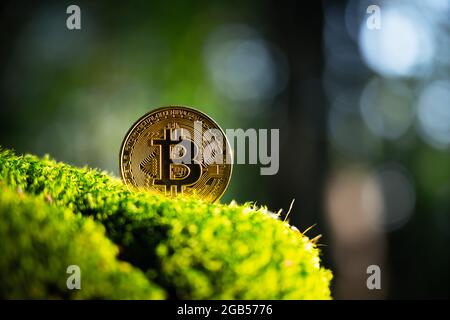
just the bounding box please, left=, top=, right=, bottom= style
left=0, top=185, right=165, bottom=299
left=0, top=148, right=332, bottom=299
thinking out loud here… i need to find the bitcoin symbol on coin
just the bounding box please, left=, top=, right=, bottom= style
left=119, top=106, right=232, bottom=202
left=152, top=128, right=201, bottom=193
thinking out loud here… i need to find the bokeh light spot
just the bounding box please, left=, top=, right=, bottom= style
left=359, top=7, right=434, bottom=78
left=417, top=80, right=450, bottom=149
left=360, top=77, right=415, bottom=140
left=362, top=165, right=416, bottom=232
left=204, top=24, right=288, bottom=104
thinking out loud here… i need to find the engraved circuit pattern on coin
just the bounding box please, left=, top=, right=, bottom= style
left=120, top=106, right=233, bottom=202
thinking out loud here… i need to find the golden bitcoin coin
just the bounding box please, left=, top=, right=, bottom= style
left=120, top=106, right=233, bottom=202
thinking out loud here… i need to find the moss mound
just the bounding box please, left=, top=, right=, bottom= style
left=0, top=148, right=332, bottom=299
left=0, top=185, right=165, bottom=299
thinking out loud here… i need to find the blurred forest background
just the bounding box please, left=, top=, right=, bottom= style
left=0, top=0, right=449, bottom=299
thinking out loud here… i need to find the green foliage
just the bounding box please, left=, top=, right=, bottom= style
left=0, top=184, right=165, bottom=299
left=0, top=148, right=332, bottom=299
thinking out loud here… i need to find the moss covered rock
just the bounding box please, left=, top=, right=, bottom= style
left=0, top=148, right=332, bottom=299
